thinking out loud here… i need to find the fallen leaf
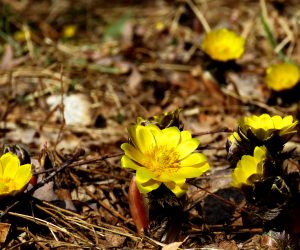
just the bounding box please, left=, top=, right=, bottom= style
left=128, top=66, right=142, bottom=95
left=105, top=232, right=126, bottom=248
left=0, top=223, right=11, bottom=243
left=162, top=241, right=183, bottom=250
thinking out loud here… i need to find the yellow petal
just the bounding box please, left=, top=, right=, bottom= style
left=281, top=115, right=293, bottom=126
left=147, top=124, right=163, bottom=146
left=136, top=168, right=155, bottom=184
left=164, top=182, right=187, bottom=197
left=231, top=173, right=242, bottom=188
left=174, top=163, right=210, bottom=179
left=136, top=179, right=160, bottom=194
left=232, top=168, right=246, bottom=187
left=155, top=172, right=186, bottom=184
left=154, top=172, right=172, bottom=182
left=171, top=177, right=186, bottom=186
left=121, top=155, right=141, bottom=170
left=259, top=114, right=273, bottom=130
left=177, top=138, right=200, bottom=160
left=121, top=143, right=144, bottom=164
left=272, top=115, right=284, bottom=129
left=135, top=125, right=156, bottom=154
left=233, top=164, right=247, bottom=184
left=0, top=160, right=3, bottom=178
left=128, top=125, right=138, bottom=143
left=240, top=156, right=257, bottom=176
left=180, top=130, right=192, bottom=143
left=232, top=153, right=261, bottom=187
left=2, top=153, right=20, bottom=179
left=14, top=164, right=32, bottom=190
left=180, top=153, right=207, bottom=167
left=253, top=146, right=267, bottom=161
left=162, top=127, right=180, bottom=147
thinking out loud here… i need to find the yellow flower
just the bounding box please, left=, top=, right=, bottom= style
left=63, top=25, right=77, bottom=38
left=232, top=146, right=267, bottom=188
left=14, top=30, right=26, bottom=42
left=121, top=124, right=209, bottom=197
left=265, top=63, right=300, bottom=91
left=155, top=21, right=165, bottom=31
left=0, top=152, right=32, bottom=197
left=239, top=114, right=298, bottom=141
left=201, top=28, right=245, bottom=61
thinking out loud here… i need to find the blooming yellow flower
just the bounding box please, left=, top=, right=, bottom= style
left=0, top=152, right=32, bottom=197
left=265, top=63, right=300, bottom=91
left=239, top=114, right=298, bottom=141
left=201, top=28, right=245, bottom=61
left=121, top=124, right=210, bottom=197
left=231, top=146, right=267, bottom=188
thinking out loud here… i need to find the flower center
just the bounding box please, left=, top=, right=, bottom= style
left=143, top=145, right=180, bottom=176
left=0, top=178, right=17, bottom=194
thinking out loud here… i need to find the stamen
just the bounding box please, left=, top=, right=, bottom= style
left=143, top=145, right=180, bottom=176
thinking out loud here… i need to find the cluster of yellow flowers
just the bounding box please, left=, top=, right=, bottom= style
left=201, top=28, right=300, bottom=91
left=0, top=152, right=32, bottom=198
left=227, top=113, right=298, bottom=191
left=121, top=112, right=298, bottom=200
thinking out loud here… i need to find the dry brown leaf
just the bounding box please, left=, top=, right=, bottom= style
left=105, top=232, right=126, bottom=248
left=162, top=241, right=183, bottom=250
left=128, top=66, right=142, bottom=95
left=0, top=223, right=11, bottom=243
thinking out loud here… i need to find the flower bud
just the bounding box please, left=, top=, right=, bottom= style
left=128, top=177, right=149, bottom=235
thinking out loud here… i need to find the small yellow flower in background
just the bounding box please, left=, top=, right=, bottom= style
left=155, top=21, right=165, bottom=31
left=121, top=124, right=210, bottom=197
left=0, top=152, right=32, bottom=197
left=201, top=28, right=245, bottom=62
left=63, top=25, right=77, bottom=38
left=231, top=146, right=267, bottom=188
left=14, top=30, right=26, bottom=42
left=265, top=63, right=300, bottom=91
left=239, top=114, right=298, bottom=141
